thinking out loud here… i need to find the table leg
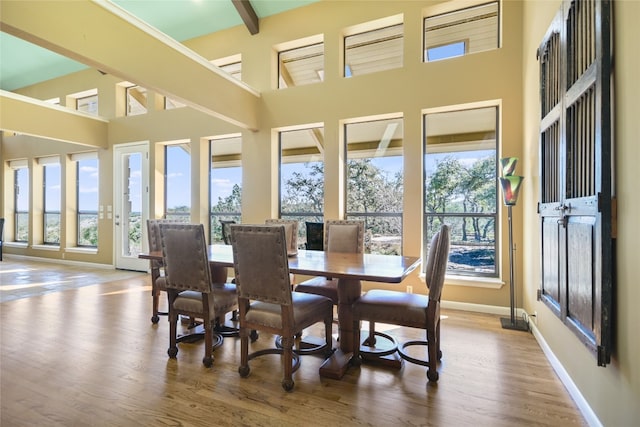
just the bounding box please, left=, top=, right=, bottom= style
left=319, top=277, right=361, bottom=379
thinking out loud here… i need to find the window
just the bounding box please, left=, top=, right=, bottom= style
left=345, top=22, right=403, bottom=78
left=279, top=126, right=325, bottom=248
left=345, top=117, right=404, bottom=255
left=165, top=143, right=191, bottom=222
left=68, top=89, right=98, bottom=115
left=165, top=97, right=186, bottom=110
left=424, top=106, right=498, bottom=277
left=12, top=161, right=29, bottom=242
left=211, top=54, right=242, bottom=81
left=74, top=153, right=99, bottom=247
left=126, top=85, right=147, bottom=116
left=278, top=38, right=324, bottom=89
left=424, top=1, right=499, bottom=62
left=210, top=135, right=242, bottom=243
left=40, top=156, right=61, bottom=245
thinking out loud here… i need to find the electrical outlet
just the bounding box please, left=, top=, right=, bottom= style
left=406, top=285, right=413, bottom=294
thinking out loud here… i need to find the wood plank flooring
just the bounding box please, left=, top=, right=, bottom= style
left=0, top=259, right=586, bottom=426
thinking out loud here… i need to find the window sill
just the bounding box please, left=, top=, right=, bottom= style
left=65, top=247, right=98, bottom=255
left=420, top=273, right=504, bottom=289
left=32, top=244, right=61, bottom=252
left=4, top=242, right=28, bottom=249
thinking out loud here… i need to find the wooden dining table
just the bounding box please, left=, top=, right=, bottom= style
left=140, top=244, right=421, bottom=379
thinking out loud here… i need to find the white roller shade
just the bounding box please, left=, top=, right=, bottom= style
left=70, top=151, right=98, bottom=161
left=37, top=155, right=60, bottom=165
left=8, top=159, right=28, bottom=169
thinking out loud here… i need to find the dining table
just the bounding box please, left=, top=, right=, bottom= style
left=140, top=244, right=421, bottom=379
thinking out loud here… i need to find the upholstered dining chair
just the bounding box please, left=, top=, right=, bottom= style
left=295, top=219, right=365, bottom=304
left=229, top=224, right=333, bottom=391
left=352, top=224, right=450, bottom=382
left=146, top=218, right=181, bottom=323
left=159, top=223, right=238, bottom=367
left=265, top=218, right=299, bottom=256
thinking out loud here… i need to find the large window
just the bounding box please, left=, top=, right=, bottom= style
left=165, top=143, right=191, bottom=222
left=344, top=21, right=403, bottom=78
left=279, top=126, right=325, bottom=248
left=12, top=162, right=29, bottom=242
left=278, top=37, right=324, bottom=89
left=210, top=135, right=242, bottom=243
left=345, top=117, right=404, bottom=255
left=41, top=157, right=61, bottom=245
left=424, top=1, right=499, bottom=62
left=424, top=106, right=498, bottom=277
left=74, top=153, right=99, bottom=247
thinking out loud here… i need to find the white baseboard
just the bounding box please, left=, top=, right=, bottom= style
left=3, top=253, right=116, bottom=270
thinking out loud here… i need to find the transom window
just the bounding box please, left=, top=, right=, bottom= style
left=345, top=22, right=403, bottom=78
left=277, top=37, right=324, bottom=89
left=212, top=54, right=242, bottom=81
left=126, top=85, right=147, bottom=116
left=424, top=1, right=499, bottom=62
left=424, top=106, right=498, bottom=277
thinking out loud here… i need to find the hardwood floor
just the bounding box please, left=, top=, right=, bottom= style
left=0, top=259, right=586, bottom=426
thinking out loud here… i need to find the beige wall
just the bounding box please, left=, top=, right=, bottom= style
left=522, top=0, right=640, bottom=425
left=1, top=1, right=637, bottom=423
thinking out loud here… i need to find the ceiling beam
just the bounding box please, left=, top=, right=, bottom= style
left=0, top=0, right=260, bottom=131
left=0, top=91, right=108, bottom=148
left=232, top=0, right=259, bottom=35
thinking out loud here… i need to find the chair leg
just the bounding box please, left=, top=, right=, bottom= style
left=167, top=309, right=178, bottom=359
left=238, top=328, right=250, bottom=377
left=203, top=319, right=213, bottom=367
left=281, top=336, right=295, bottom=392
left=426, top=327, right=439, bottom=382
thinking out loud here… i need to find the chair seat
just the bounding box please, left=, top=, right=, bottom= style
left=246, top=292, right=333, bottom=331
left=295, top=277, right=338, bottom=304
left=353, top=289, right=429, bottom=329
left=173, top=283, right=237, bottom=321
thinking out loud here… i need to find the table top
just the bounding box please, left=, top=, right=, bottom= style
left=140, top=244, right=421, bottom=284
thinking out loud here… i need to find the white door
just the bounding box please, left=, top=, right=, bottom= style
left=114, top=142, right=149, bottom=271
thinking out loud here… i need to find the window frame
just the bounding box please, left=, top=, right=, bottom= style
left=42, top=160, right=61, bottom=245
left=74, top=154, right=99, bottom=248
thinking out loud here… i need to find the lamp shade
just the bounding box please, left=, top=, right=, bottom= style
left=500, top=157, right=519, bottom=176
left=499, top=175, right=524, bottom=205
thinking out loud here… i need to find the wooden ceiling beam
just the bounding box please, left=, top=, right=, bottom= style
left=232, top=0, right=259, bottom=35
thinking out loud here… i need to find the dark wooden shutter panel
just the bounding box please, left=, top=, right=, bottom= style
left=537, top=0, right=613, bottom=366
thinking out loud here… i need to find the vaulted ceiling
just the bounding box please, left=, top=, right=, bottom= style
left=0, top=0, right=317, bottom=92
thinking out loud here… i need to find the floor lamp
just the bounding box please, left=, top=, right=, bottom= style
left=499, top=157, right=528, bottom=331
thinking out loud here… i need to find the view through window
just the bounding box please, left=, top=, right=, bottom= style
left=14, top=165, right=29, bottom=242
left=165, top=143, right=191, bottom=222
left=345, top=117, right=404, bottom=255
left=76, top=155, right=99, bottom=247
left=279, top=126, right=325, bottom=248
left=424, top=106, right=498, bottom=276
left=42, top=159, right=61, bottom=244
left=210, top=135, right=242, bottom=243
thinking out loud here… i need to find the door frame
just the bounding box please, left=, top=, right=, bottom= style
left=113, top=142, right=149, bottom=271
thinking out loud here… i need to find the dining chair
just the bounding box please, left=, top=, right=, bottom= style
left=352, top=224, right=450, bottom=382
left=295, top=219, right=365, bottom=305
left=160, top=223, right=239, bottom=367
left=264, top=218, right=299, bottom=257
left=229, top=224, right=333, bottom=391
left=146, top=218, right=181, bottom=323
